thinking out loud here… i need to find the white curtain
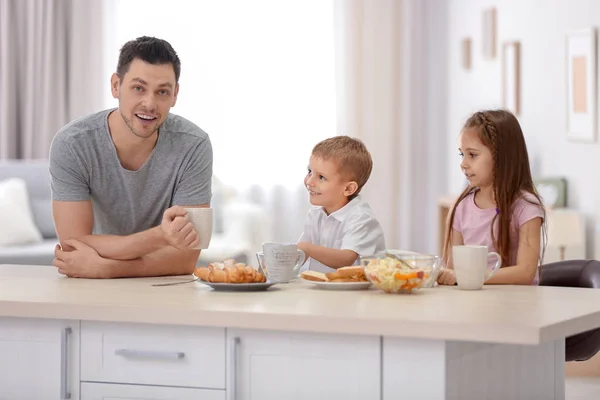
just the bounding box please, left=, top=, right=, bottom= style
left=104, top=0, right=337, bottom=243
left=333, top=0, right=449, bottom=254
left=0, top=0, right=105, bottom=159
left=333, top=0, right=402, bottom=248
left=104, top=0, right=449, bottom=252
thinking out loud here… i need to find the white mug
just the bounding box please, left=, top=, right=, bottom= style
left=184, top=207, right=213, bottom=250
left=452, top=245, right=502, bottom=290
left=257, top=243, right=305, bottom=283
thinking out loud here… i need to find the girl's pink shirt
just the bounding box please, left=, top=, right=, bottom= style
left=452, top=190, right=544, bottom=285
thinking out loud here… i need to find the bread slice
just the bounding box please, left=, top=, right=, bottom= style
left=301, top=270, right=328, bottom=282
left=338, top=266, right=364, bottom=273
left=326, top=266, right=365, bottom=280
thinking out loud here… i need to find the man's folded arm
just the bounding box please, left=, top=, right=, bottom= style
left=53, top=200, right=168, bottom=260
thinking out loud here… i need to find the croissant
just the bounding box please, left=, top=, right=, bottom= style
left=194, top=263, right=267, bottom=284
left=224, top=259, right=236, bottom=268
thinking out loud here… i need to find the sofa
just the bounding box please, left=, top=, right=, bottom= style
left=0, top=160, right=58, bottom=265
left=0, top=160, right=270, bottom=267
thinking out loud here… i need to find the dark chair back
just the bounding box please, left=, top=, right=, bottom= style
left=540, top=259, right=600, bottom=361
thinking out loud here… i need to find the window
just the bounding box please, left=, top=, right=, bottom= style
left=104, top=0, right=336, bottom=189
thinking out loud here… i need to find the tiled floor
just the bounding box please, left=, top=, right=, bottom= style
left=566, top=377, right=600, bottom=400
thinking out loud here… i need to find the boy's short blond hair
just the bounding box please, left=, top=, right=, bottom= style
left=311, top=136, right=373, bottom=198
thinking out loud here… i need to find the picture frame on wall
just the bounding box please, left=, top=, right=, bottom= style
left=462, top=38, right=472, bottom=70
left=566, top=28, right=597, bottom=142
left=502, top=41, right=521, bottom=115
left=534, top=177, right=568, bottom=209
left=482, top=7, right=496, bottom=59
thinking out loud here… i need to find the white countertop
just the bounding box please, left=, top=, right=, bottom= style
left=1, top=265, right=600, bottom=345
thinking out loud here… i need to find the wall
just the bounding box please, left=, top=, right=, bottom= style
left=444, top=0, right=600, bottom=256
left=335, top=0, right=404, bottom=249
left=421, top=0, right=450, bottom=254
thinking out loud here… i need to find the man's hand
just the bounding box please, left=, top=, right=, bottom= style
left=53, top=239, right=109, bottom=278
left=160, top=206, right=199, bottom=250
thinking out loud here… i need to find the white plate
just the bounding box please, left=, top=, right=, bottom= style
left=301, top=278, right=372, bottom=291
left=197, top=280, right=276, bottom=292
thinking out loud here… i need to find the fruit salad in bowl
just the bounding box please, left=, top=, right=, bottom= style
left=360, top=252, right=443, bottom=294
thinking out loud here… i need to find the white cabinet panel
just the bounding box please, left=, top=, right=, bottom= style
left=227, top=329, right=380, bottom=400
left=81, top=321, right=225, bottom=389
left=0, top=317, right=79, bottom=400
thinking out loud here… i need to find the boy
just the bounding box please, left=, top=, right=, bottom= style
left=298, top=136, right=386, bottom=272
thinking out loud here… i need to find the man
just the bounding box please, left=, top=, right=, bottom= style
left=50, top=36, right=212, bottom=278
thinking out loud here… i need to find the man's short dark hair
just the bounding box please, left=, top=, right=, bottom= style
left=117, top=36, right=181, bottom=82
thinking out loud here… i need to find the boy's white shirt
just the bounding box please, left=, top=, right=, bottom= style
left=298, top=195, right=386, bottom=273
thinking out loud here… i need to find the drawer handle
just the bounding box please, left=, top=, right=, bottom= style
left=115, top=349, right=186, bottom=360
left=60, top=327, right=72, bottom=400
left=229, top=337, right=241, bottom=400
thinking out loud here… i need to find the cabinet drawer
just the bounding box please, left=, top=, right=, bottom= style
left=81, top=321, right=225, bottom=388
left=81, top=382, right=225, bottom=400
left=228, top=329, right=381, bottom=400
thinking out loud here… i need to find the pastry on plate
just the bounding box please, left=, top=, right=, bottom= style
left=325, top=266, right=367, bottom=282
left=194, top=260, right=267, bottom=284
left=301, top=266, right=368, bottom=283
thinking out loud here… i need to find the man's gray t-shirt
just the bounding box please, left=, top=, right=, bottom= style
left=49, top=109, right=212, bottom=235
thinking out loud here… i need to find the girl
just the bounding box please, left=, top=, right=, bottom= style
left=438, top=110, right=547, bottom=286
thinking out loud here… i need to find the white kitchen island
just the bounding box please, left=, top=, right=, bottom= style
left=1, top=265, right=600, bottom=400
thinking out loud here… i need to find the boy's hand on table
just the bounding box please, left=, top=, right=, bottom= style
left=297, top=241, right=309, bottom=252
left=297, top=242, right=310, bottom=262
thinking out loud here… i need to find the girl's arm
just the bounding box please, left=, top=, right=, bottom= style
left=444, top=229, right=464, bottom=269
left=485, top=217, right=542, bottom=285
left=438, top=229, right=463, bottom=285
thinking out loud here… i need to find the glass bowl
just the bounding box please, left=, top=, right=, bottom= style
left=360, top=251, right=444, bottom=294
